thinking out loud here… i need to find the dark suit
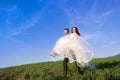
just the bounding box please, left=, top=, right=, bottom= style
left=63, top=57, right=81, bottom=78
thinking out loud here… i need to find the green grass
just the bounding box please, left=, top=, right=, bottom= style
left=0, top=57, right=120, bottom=80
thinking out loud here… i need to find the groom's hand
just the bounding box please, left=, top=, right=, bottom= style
left=50, top=50, right=57, bottom=57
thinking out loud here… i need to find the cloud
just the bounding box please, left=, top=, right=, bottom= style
left=102, top=41, right=117, bottom=48
left=90, top=10, right=113, bottom=27
left=82, top=31, right=102, bottom=40
left=60, top=0, right=113, bottom=28
left=0, top=5, right=17, bottom=25
left=0, top=33, right=4, bottom=39
left=36, top=0, right=43, bottom=5
left=6, top=19, right=13, bottom=24
left=102, top=10, right=113, bottom=17
left=0, top=5, right=17, bottom=12
left=59, top=0, right=68, bottom=3
left=7, top=13, right=41, bottom=38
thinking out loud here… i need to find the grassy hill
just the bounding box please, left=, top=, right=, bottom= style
left=0, top=57, right=120, bottom=80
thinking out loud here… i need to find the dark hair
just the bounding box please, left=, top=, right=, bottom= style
left=64, top=28, right=69, bottom=33
left=71, top=26, right=80, bottom=36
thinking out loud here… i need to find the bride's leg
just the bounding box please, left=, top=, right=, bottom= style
left=75, top=61, right=81, bottom=74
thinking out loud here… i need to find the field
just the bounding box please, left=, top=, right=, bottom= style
left=0, top=57, right=120, bottom=80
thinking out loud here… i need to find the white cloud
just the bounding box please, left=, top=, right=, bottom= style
left=0, top=5, right=17, bottom=12
left=60, top=0, right=113, bottom=28
left=7, top=13, right=41, bottom=38
left=102, top=41, right=117, bottom=48
left=37, top=0, right=43, bottom=5
left=91, top=10, right=113, bottom=27
left=82, top=31, right=102, bottom=40
left=0, top=33, right=4, bottom=39
left=102, top=10, right=113, bottom=17
left=6, top=19, right=13, bottom=24
left=59, top=0, right=68, bottom=4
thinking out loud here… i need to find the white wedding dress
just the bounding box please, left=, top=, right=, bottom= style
left=50, top=33, right=94, bottom=67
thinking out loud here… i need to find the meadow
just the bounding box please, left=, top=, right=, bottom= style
left=0, top=57, right=120, bottom=80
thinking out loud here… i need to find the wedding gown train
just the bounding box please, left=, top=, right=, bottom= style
left=50, top=33, right=94, bottom=67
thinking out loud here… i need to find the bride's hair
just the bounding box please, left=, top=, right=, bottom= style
left=71, top=26, right=81, bottom=36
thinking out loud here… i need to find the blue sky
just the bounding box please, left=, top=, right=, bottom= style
left=0, top=0, right=120, bottom=68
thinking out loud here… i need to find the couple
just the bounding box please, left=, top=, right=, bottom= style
left=50, top=26, right=94, bottom=79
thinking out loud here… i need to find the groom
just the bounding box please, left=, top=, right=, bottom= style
left=63, top=28, right=81, bottom=79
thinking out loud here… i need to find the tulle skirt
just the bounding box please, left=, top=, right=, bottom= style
left=50, top=34, right=94, bottom=67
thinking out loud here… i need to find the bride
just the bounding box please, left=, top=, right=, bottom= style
left=50, top=26, right=94, bottom=67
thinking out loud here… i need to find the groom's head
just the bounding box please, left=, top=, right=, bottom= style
left=64, top=28, right=69, bottom=35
